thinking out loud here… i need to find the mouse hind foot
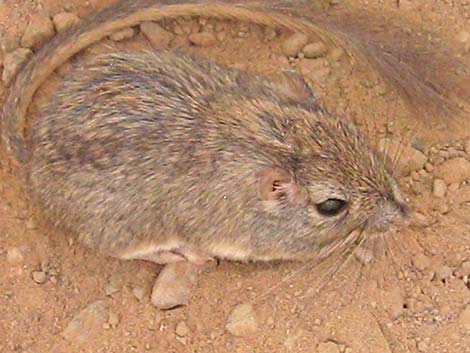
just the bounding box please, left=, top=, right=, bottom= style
left=116, top=241, right=213, bottom=266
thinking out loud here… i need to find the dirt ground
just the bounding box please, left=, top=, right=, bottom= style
left=1, top=0, right=470, bottom=352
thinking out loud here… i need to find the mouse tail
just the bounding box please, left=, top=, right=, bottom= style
left=3, top=0, right=468, bottom=163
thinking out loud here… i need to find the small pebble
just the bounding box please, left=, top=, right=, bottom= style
left=424, top=163, right=434, bottom=172
left=132, top=286, right=145, bottom=302
left=61, top=300, right=109, bottom=344
left=448, top=183, right=460, bottom=191
left=32, top=271, right=47, bottom=284
left=284, top=328, right=305, bottom=350
left=410, top=171, right=420, bottom=181
left=459, top=305, right=470, bottom=329
left=2, top=48, right=33, bottom=86
left=151, top=262, right=197, bottom=309
left=140, top=22, right=174, bottom=49
left=438, top=203, right=450, bottom=214
left=298, top=58, right=330, bottom=80
left=432, top=178, right=447, bottom=198
left=433, top=157, right=470, bottom=184
left=109, top=27, right=136, bottom=41
left=21, top=13, right=56, bottom=50
left=328, top=47, right=344, bottom=61
left=464, top=139, right=470, bottom=155
left=175, top=321, right=190, bottom=337
left=6, top=247, right=24, bottom=265
left=108, top=311, right=120, bottom=327
left=412, top=253, right=431, bottom=271
left=317, top=341, right=341, bottom=353
left=302, top=42, right=327, bottom=58
left=417, top=341, right=428, bottom=352
left=456, top=30, right=470, bottom=43
left=377, top=138, right=427, bottom=176
left=1, top=35, right=20, bottom=53
left=105, top=283, right=120, bottom=296
left=282, top=32, right=309, bottom=57
left=53, top=12, right=80, bottom=33
left=264, top=27, right=277, bottom=41
left=434, top=265, right=452, bottom=282
left=226, top=303, right=258, bottom=336
left=459, top=261, right=470, bottom=277
left=188, top=32, right=217, bottom=47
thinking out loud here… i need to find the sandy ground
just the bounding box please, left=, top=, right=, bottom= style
left=1, top=0, right=470, bottom=352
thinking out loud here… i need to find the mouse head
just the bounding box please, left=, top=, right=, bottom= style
left=252, top=77, right=409, bottom=258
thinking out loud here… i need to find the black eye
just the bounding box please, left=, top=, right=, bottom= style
left=316, top=198, right=347, bottom=216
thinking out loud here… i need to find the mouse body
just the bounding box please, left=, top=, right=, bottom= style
left=25, top=50, right=408, bottom=266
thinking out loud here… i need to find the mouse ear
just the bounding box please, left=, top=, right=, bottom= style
left=274, top=70, right=316, bottom=103
left=258, top=167, right=306, bottom=205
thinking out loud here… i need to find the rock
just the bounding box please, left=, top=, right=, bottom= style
left=175, top=321, right=190, bottom=337
left=433, top=157, right=470, bottom=184
left=21, top=13, right=55, bottom=50
left=32, top=271, right=47, bottom=284
left=225, top=303, right=258, bottom=336
left=459, top=305, right=470, bottom=329
left=377, top=138, right=427, bottom=176
left=412, top=253, right=431, bottom=271
left=2, top=48, right=33, bottom=86
left=432, top=178, right=447, bottom=198
left=61, top=300, right=109, bottom=344
left=6, top=248, right=24, bottom=265
left=151, top=262, right=197, bottom=310
left=188, top=32, right=217, bottom=47
left=303, top=42, right=327, bottom=58
left=109, top=27, right=136, bottom=41
left=282, top=32, right=309, bottom=57
left=53, top=12, right=80, bottom=33
left=317, top=341, right=341, bottom=353
left=140, top=22, right=174, bottom=49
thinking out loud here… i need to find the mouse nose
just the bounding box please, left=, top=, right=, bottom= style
left=366, top=198, right=410, bottom=233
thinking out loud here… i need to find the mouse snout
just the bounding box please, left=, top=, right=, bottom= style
left=366, top=198, right=410, bottom=233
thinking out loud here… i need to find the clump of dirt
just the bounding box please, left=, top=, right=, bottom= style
left=1, top=1, right=470, bottom=353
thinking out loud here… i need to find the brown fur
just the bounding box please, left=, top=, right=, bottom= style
left=27, top=50, right=408, bottom=262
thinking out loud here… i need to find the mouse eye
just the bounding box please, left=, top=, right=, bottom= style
left=316, top=198, right=347, bottom=216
